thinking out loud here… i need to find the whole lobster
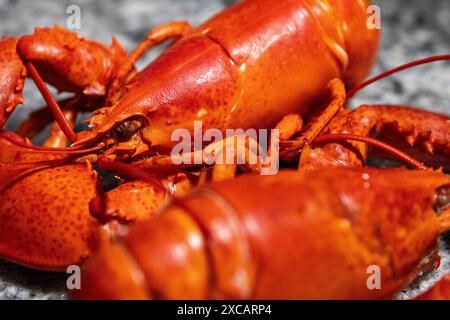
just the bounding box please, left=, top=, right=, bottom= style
left=0, top=0, right=380, bottom=270
left=74, top=168, right=450, bottom=299
left=0, top=0, right=449, bottom=302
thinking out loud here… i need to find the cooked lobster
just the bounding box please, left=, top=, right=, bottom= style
left=0, top=0, right=380, bottom=270
left=0, top=0, right=448, bottom=301
left=73, top=168, right=450, bottom=299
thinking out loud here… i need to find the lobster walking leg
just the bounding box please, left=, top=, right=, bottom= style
left=43, top=103, right=78, bottom=148
left=275, top=114, right=303, bottom=141
left=284, top=78, right=346, bottom=149
left=107, top=21, right=192, bottom=101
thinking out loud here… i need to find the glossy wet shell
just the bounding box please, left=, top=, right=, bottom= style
left=76, top=168, right=448, bottom=299
left=0, top=132, right=103, bottom=271
left=78, top=0, right=379, bottom=151
left=0, top=164, right=102, bottom=270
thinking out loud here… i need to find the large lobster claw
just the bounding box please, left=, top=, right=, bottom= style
left=16, top=25, right=128, bottom=96
left=0, top=25, right=129, bottom=129
left=0, top=131, right=105, bottom=271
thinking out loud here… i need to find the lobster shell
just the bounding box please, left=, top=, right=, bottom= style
left=74, top=168, right=449, bottom=299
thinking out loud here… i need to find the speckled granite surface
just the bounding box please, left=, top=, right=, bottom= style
left=0, top=0, right=449, bottom=300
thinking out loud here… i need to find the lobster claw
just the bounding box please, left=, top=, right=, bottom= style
left=0, top=131, right=106, bottom=271
left=16, top=25, right=128, bottom=95
left=0, top=25, right=129, bottom=130
left=0, top=37, right=26, bottom=127
left=90, top=167, right=193, bottom=225
left=90, top=180, right=167, bottom=225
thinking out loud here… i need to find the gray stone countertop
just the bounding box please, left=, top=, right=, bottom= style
left=0, top=0, right=449, bottom=299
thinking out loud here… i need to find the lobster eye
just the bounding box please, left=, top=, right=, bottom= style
left=113, top=117, right=144, bottom=139
left=433, top=184, right=450, bottom=215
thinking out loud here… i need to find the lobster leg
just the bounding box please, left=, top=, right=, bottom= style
left=89, top=169, right=194, bottom=226
left=275, top=114, right=303, bottom=141
left=299, top=105, right=450, bottom=170
left=43, top=103, right=78, bottom=148
left=280, top=79, right=346, bottom=161
left=287, top=79, right=346, bottom=148
left=134, top=134, right=264, bottom=180
left=74, top=168, right=450, bottom=299
left=107, top=21, right=192, bottom=101
left=23, top=62, right=77, bottom=141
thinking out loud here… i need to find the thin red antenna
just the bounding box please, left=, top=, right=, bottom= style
left=313, top=133, right=428, bottom=170
left=98, top=158, right=169, bottom=193
left=18, top=145, right=102, bottom=155
left=25, top=62, right=77, bottom=142
left=347, top=55, right=450, bottom=99
left=1, top=131, right=105, bottom=154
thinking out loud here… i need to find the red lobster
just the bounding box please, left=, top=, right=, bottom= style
left=0, top=0, right=380, bottom=270
left=74, top=168, right=450, bottom=299
left=0, top=0, right=449, bottom=301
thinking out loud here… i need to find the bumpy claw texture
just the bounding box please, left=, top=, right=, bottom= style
left=90, top=180, right=167, bottom=224
left=0, top=132, right=104, bottom=271
left=301, top=105, right=450, bottom=169
left=17, top=25, right=128, bottom=95
left=74, top=168, right=449, bottom=299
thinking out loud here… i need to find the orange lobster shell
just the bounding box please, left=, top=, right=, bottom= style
left=74, top=168, right=450, bottom=299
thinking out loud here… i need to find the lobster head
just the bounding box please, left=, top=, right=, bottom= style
left=72, top=0, right=381, bottom=160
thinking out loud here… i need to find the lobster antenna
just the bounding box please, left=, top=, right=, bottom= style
left=98, top=158, right=169, bottom=193
left=347, top=54, right=450, bottom=99
left=2, top=132, right=103, bottom=154
left=24, top=62, right=77, bottom=142
left=17, top=145, right=103, bottom=155
left=313, top=133, right=428, bottom=170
